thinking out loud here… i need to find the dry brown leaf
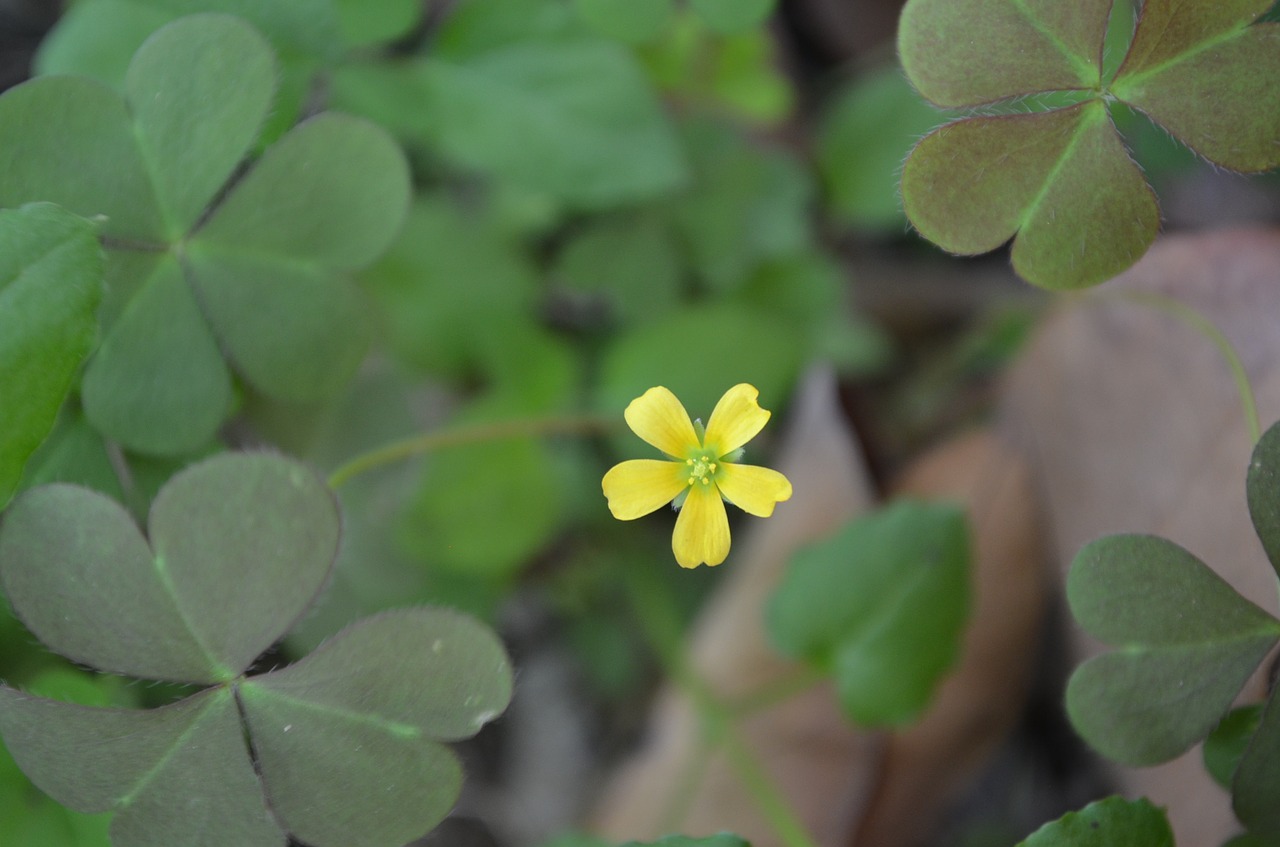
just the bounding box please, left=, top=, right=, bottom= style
left=1000, top=227, right=1280, bottom=847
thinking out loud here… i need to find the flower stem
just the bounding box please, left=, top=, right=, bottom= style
left=1108, top=290, right=1261, bottom=445
left=326, top=413, right=618, bottom=489
left=624, top=567, right=822, bottom=847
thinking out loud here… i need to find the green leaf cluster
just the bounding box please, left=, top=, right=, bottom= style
left=0, top=454, right=512, bottom=847
left=767, top=500, right=971, bottom=726
left=1066, top=420, right=1280, bottom=840
left=0, top=14, right=410, bottom=457
left=897, top=0, right=1280, bottom=289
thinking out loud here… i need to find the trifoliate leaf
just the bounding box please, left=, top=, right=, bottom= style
left=895, top=0, right=1280, bottom=287
left=0, top=15, right=410, bottom=454
left=1066, top=534, right=1280, bottom=765
left=1016, top=796, right=1174, bottom=847
left=0, top=453, right=339, bottom=683
left=0, top=204, right=103, bottom=507
left=1247, top=419, right=1280, bottom=580
left=767, top=500, right=971, bottom=726
left=0, top=454, right=513, bottom=846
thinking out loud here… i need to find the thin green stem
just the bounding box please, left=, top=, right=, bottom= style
left=728, top=664, right=827, bottom=718
left=1109, top=291, right=1261, bottom=445
left=623, top=567, right=821, bottom=847
left=326, top=413, right=618, bottom=489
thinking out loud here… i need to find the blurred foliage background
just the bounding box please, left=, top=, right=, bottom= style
left=0, top=0, right=1278, bottom=844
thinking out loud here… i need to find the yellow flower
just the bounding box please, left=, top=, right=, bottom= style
left=602, top=384, right=793, bottom=568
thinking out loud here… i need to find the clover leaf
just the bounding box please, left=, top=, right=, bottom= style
left=0, top=203, right=104, bottom=508
left=0, top=452, right=513, bottom=847
left=1017, top=796, right=1174, bottom=847
left=767, top=500, right=970, bottom=726
left=898, top=0, right=1280, bottom=289
left=1065, top=534, right=1280, bottom=766
left=0, top=14, right=410, bottom=456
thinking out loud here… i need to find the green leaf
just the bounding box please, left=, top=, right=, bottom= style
left=1065, top=534, right=1280, bottom=765
left=1246, top=420, right=1280, bottom=580
left=37, top=0, right=343, bottom=81
left=34, top=0, right=174, bottom=87
left=82, top=255, right=235, bottom=457
left=187, top=251, right=374, bottom=402
left=127, top=15, right=276, bottom=238
left=1204, top=704, right=1263, bottom=789
left=817, top=66, right=953, bottom=231
left=1016, top=796, right=1174, bottom=847
left=239, top=609, right=514, bottom=847
left=898, top=0, right=1111, bottom=107
left=186, top=112, right=406, bottom=399
left=766, top=500, right=971, bottom=726
left=0, top=76, right=166, bottom=241
left=672, top=119, right=812, bottom=291
left=0, top=453, right=339, bottom=684
left=420, top=40, right=688, bottom=208
left=1112, top=5, right=1280, bottom=172
left=336, top=0, right=422, bottom=46
left=0, top=686, right=283, bottom=847
left=194, top=113, right=410, bottom=271
left=901, top=101, right=1159, bottom=290
left=1235, top=686, right=1280, bottom=836
left=596, top=303, right=804, bottom=444
left=575, top=0, right=674, bottom=43
left=403, top=421, right=565, bottom=579
left=689, top=0, right=774, bottom=34
left=0, top=204, right=104, bottom=507
left=361, top=196, right=539, bottom=377
left=551, top=215, right=682, bottom=324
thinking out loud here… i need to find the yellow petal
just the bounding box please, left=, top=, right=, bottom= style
left=603, top=459, right=686, bottom=520
left=704, top=383, right=770, bottom=456
left=624, top=386, right=699, bottom=458
left=716, top=462, right=793, bottom=517
left=672, top=482, right=730, bottom=568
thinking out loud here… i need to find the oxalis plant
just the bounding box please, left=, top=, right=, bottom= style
left=0, top=1, right=1278, bottom=847
left=898, top=0, right=1280, bottom=289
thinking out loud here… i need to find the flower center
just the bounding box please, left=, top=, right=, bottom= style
left=685, top=454, right=718, bottom=486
